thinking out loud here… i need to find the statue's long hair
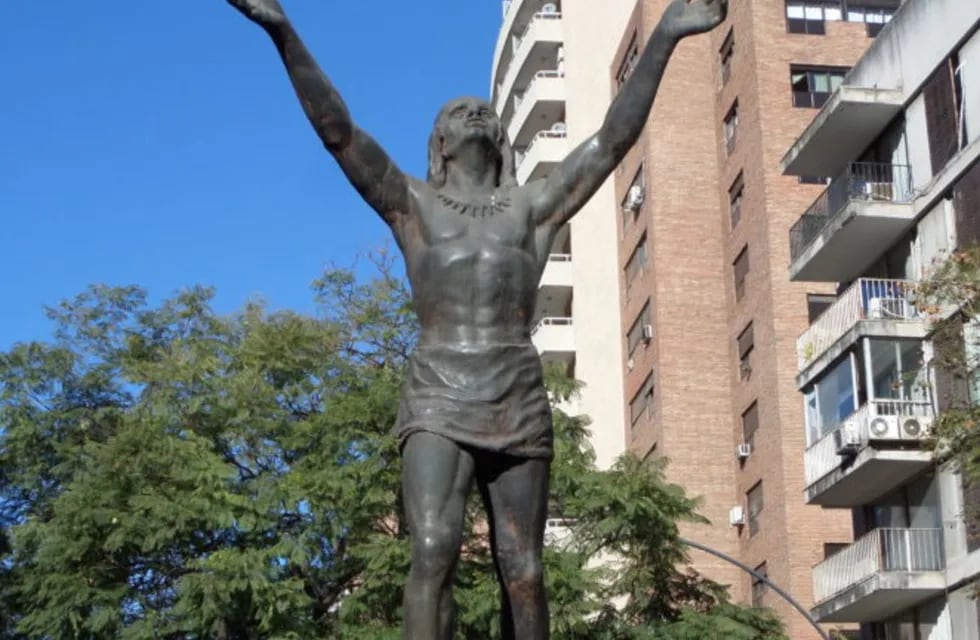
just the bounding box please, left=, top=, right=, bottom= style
left=426, top=99, right=518, bottom=189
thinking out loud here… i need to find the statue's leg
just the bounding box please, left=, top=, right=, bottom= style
left=477, top=455, right=550, bottom=640
left=402, top=431, right=475, bottom=640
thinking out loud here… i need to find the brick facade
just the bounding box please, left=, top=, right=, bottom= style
left=613, top=2, right=878, bottom=637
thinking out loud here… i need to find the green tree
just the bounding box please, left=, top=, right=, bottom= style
left=916, top=245, right=980, bottom=548
left=0, top=257, right=787, bottom=639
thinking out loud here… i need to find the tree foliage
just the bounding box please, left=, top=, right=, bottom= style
left=0, top=257, right=786, bottom=638
left=916, top=245, right=980, bottom=546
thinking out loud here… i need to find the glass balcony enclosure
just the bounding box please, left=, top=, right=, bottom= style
left=804, top=337, right=927, bottom=447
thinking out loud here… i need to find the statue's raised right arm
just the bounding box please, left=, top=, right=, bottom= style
left=226, top=0, right=413, bottom=226
left=529, top=0, right=727, bottom=228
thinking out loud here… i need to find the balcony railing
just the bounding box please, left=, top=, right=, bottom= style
left=797, top=277, right=918, bottom=370
left=804, top=399, right=934, bottom=487
left=812, top=528, right=944, bottom=604
left=789, top=162, right=913, bottom=263
left=516, top=130, right=568, bottom=169
left=531, top=316, right=572, bottom=336
left=512, top=70, right=565, bottom=113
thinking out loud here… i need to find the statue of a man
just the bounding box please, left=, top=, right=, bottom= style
left=225, top=1, right=726, bottom=638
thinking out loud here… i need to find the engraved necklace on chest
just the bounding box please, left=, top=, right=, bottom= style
left=436, top=191, right=512, bottom=218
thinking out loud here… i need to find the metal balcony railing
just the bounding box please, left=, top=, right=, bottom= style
left=516, top=130, right=567, bottom=169
left=547, top=253, right=571, bottom=262
left=797, top=277, right=918, bottom=370
left=812, top=528, right=944, bottom=603
left=531, top=316, right=572, bottom=336
left=512, top=11, right=563, bottom=54
left=789, top=162, right=914, bottom=263
left=804, top=399, right=934, bottom=486
left=512, top=70, right=565, bottom=113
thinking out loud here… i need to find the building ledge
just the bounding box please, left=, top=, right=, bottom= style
left=782, top=86, right=904, bottom=178
left=806, top=448, right=933, bottom=507
left=813, top=571, right=947, bottom=623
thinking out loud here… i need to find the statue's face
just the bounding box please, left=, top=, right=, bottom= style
left=438, top=97, right=502, bottom=154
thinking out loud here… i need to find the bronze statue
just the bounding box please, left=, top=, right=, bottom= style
left=224, top=1, right=727, bottom=638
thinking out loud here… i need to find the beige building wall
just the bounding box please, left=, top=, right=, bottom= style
left=561, top=0, right=634, bottom=470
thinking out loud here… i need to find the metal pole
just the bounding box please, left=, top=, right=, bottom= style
left=679, top=537, right=832, bottom=640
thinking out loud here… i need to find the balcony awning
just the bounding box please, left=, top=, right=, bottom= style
left=782, top=86, right=904, bottom=178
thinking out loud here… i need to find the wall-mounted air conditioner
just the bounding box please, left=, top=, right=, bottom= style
left=624, top=185, right=645, bottom=211
left=729, top=506, right=746, bottom=527
left=834, top=420, right=862, bottom=455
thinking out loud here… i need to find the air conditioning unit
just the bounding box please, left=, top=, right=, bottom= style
left=899, top=415, right=934, bottom=440
left=642, top=324, right=654, bottom=341
left=868, top=297, right=910, bottom=319
left=541, top=2, right=559, bottom=12
left=736, top=443, right=752, bottom=460
left=834, top=421, right=862, bottom=455
left=624, top=185, right=646, bottom=211
left=866, top=414, right=901, bottom=440
left=729, top=506, right=746, bottom=527
left=627, top=357, right=635, bottom=371
left=550, top=121, right=567, bottom=134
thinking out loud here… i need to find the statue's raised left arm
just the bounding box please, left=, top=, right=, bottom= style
left=529, top=0, right=727, bottom=228
left=226, top=0, right=413, bottom=226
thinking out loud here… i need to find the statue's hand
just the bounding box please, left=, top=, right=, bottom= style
left=661, top=0, right=727, bottom=39
left=226, top=0, right=287, bottom=27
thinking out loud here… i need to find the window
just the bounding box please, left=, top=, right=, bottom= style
left=823, top=542, right=848, bottom=559
left=751, top=562, right=768, bottom=606
left=733, top=245, right=749, bottom=302
left=847, top=4, right=897, bottom=36
left=724, top=100, right=739, bottom=155
left=625, top=233, right=648, bottom=290
left=925, top=54, right=969, bottom=173
left=719, top=29, right=734, bottom=85
left=622, top=166, right=646, bottom=228
left=786, top=1, right=898, bottom=36
left=627, top=301, right=652, bottom=356
left=799, top=175, right=831, bottom=185
left=737, top=321, right=754, bottom=381
left=747, top=481, right=763, bottom=536
left=785, top=1, right=838, bottom=34
left=729, top=173, right=744, bottom=229
left=741, top=401, right=759, bottom=449
left=806, top=293, right=835, bottom=322
left=791, top=65, right=847, bottom=108
left=629, top=371, right=655, bottom=425
left=804, top=354, right=856, bottom=445
left=617, top=33, right=640, bottom=90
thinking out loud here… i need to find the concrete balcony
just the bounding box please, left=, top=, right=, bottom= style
left=812, top=527, right=946, bottom=623
left=531, top=316, right=574, bottom=365
left=516, top=131, right=567, bottom=184
left=539, top=253, right=572, bottom=289
left=789, top=162, right=916, bottom=283
left=796, top=278, right=927, bottom=387
left=493, top=12, right=564, bottom=116
left=506, top=71, right=566, bottom=148
left=491, top=0, right=558, bottom=98
left=782, top=85, right=904, bottom=178
left=803, top=400, right=935, bottom=507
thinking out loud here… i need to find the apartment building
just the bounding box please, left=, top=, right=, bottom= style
left=782, top=0, right=980, bottom=636
left=490, top=1, right=899, bottom=638
left=490, top=0, right=635, bottom=470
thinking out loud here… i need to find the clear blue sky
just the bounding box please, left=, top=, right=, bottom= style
left=0, top=1, right=502, bottom=347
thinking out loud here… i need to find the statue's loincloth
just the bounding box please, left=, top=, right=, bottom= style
left=395, top=342, right=553, bottom=460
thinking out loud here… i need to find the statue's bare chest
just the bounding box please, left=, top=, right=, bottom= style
left=412, top=191, right=533, bottom=252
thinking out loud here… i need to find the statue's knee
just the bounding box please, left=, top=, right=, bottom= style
left=499, top=552, right=544, bottom=591
left=410, top=524, right=457, bottom=578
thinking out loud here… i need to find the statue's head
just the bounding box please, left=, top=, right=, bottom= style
left=427, top=97, right=517, bottom=189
